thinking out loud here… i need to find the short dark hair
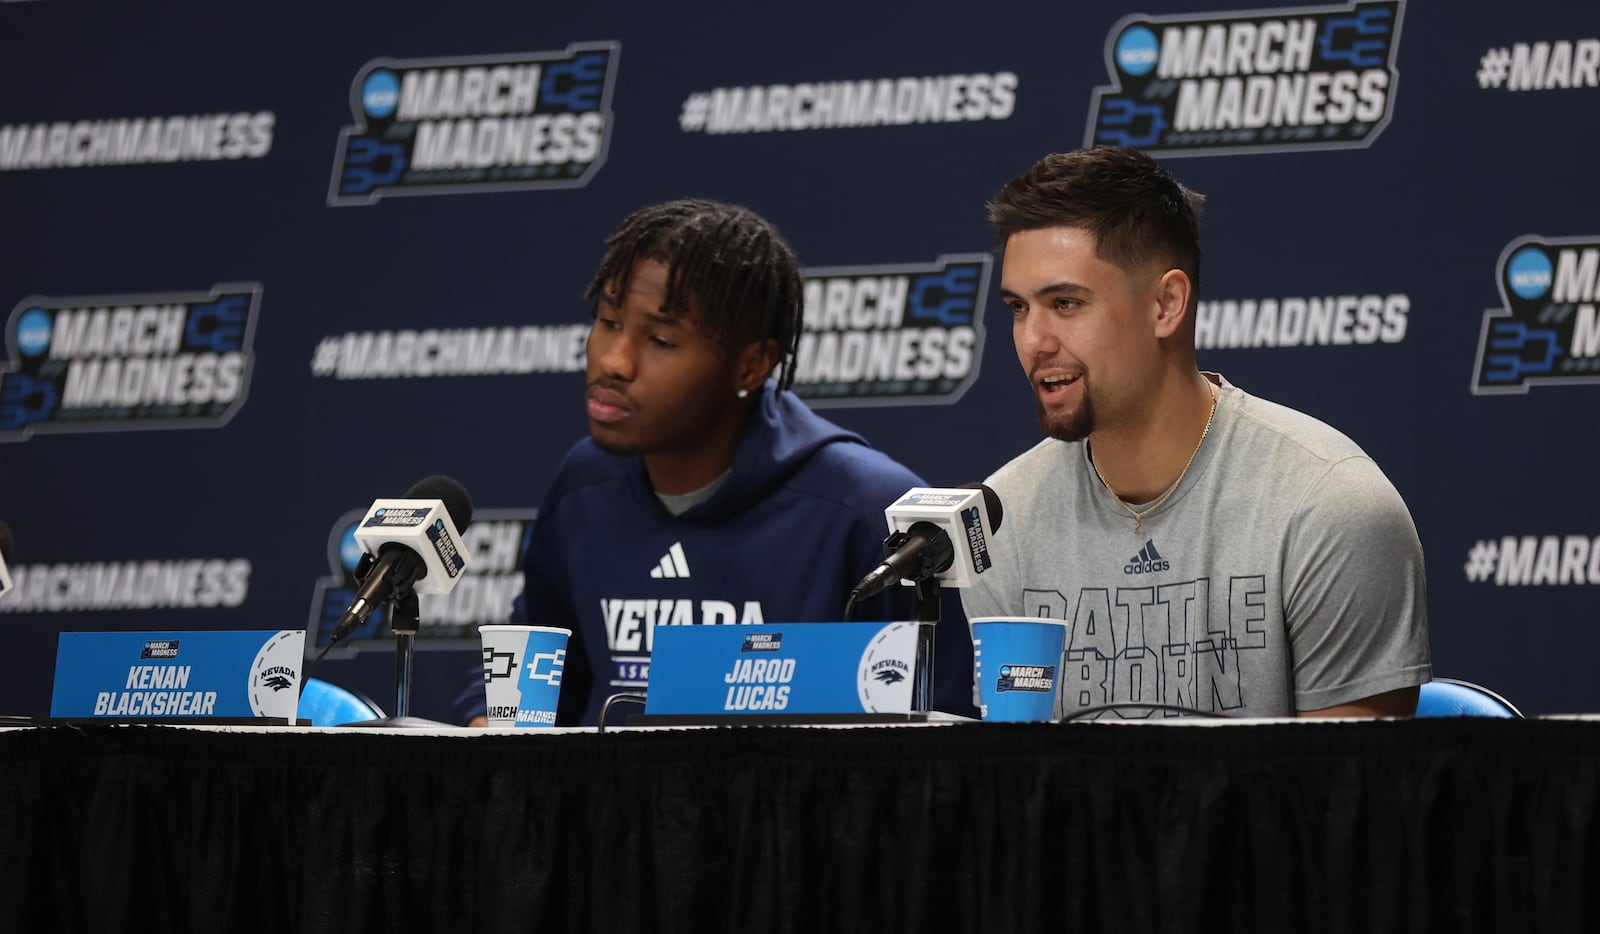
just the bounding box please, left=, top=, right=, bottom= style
left=586, top=199, right=804, bottom=390
left=988, top=147, right=1206, bottom=300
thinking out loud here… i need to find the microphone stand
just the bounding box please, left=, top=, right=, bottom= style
left=912, top=576, right=940, bottom=715
left=856, top=528, right=944, bottom=717
left=340, top=570, right=449, bottom=729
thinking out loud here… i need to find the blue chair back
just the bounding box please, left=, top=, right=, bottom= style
left=299, top=677, right=386, bottom=726
left=1415, top=678, right=1523, bottom=718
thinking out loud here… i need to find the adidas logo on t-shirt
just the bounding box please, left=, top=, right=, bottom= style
left=649, top=542, right=691, bottom=579
left=1123, top=538, right=1171, bottom=575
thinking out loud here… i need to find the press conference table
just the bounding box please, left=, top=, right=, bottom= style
left=2, top=716, right=1596, bottom=933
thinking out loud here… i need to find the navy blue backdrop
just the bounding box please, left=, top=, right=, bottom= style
left=2, top=0, right=1595, bottom=720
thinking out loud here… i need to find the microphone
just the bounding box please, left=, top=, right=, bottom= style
left=330, top=475, right=474, bottom=646
left=0, top=520, right=13, bottom=603
left=849, top=484, right=1004, bottom=603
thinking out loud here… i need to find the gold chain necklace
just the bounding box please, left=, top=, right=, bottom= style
left=1090, top=381, right=1218, bottom=536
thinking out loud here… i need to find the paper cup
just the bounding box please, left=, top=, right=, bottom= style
left=478, top=625, right=571, bottom=728
left=969, top=616, right=1069, bottom=722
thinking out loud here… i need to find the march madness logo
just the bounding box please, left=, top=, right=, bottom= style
left=1087, top=1, right=1403, bottom=156
left=1473, top=235, right=1600, bottom=394
left=308, top=507, right=535, bottom=655
left=792, top=254, right=990, bottom=407
left=0, top=285, right=259, bottom=440
left=329, top=44, right=619, bottom=205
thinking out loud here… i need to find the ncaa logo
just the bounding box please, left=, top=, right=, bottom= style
left=1505, top=247, right=1553, bottom=300
left=1116, top=26, right=1160, bottom=76
left=362, top=69, right=400, bottom=119
left=15, top=309, right=51, bottom=358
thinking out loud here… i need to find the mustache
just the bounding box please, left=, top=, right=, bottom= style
left=587, top=376, right=633, bottom=401
left=1027, top=362, right=1084, bottom=381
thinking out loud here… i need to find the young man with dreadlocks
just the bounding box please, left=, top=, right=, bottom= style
left=459, top=199, right=977, bottom=726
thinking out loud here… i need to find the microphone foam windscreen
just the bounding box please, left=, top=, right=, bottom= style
left=959, top=482, right=1004, bottom=533
left=404, top=475, right=474, bottom=531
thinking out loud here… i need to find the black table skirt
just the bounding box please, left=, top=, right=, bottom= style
left=1, top=718, right=1594, bottom=933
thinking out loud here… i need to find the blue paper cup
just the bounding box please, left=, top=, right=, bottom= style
left=478, top=625, right=570, bottom=728
left=969, top=616, right=1069, bottom=722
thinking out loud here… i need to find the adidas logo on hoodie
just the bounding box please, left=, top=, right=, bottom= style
left=1124, top=539, right=1170, bottom=575
left=649, top=542, right=690, bottom=579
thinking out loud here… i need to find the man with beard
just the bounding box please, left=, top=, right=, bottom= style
left=964, top=147, right=1430, bottom=719
left=459, top=199, right=976, bottom=726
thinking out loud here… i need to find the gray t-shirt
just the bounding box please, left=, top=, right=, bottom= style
left=962, top=375, right=1431, bottom=719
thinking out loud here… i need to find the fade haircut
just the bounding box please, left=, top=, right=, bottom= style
left=987, top=147, right=1206, bottom=306
left=586, top=198, right=805, bottom=391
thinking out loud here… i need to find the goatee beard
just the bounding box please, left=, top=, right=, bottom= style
left=1037, top=392, right=1095, bottom=443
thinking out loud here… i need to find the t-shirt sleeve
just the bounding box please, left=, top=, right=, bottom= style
left=1283, top=455, right=1432, bottom=711
left=960, top=571, right=1010, bottom=622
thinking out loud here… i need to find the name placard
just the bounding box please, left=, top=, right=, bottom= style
left=51, top=630, right=306, bottom=722
left=644, top=621, right=918, bottom=718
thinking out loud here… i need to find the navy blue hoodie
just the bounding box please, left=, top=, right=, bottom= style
left=458, top=382, right=977, bottom=725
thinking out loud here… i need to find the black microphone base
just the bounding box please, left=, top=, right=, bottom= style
left=332, top=715, right=453, bottom=729
left=628, top=712, right=930, bottom=726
